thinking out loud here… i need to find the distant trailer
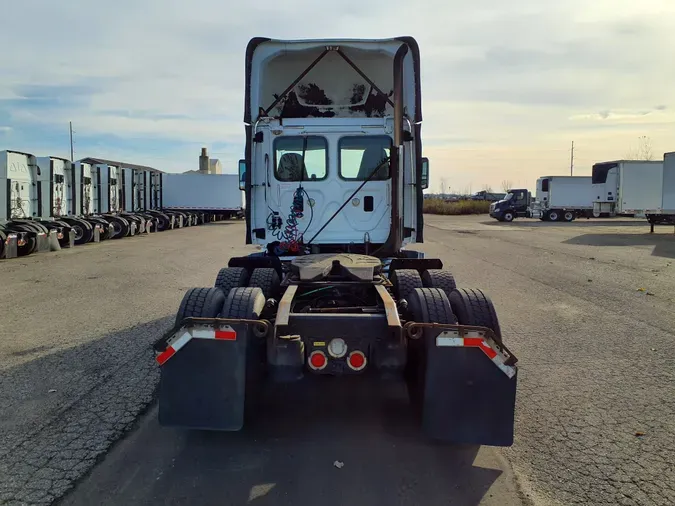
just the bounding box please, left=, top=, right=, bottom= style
left=160, top=173, right=244, bottom=218
left=591, top=160, right=664, bottom=217
left=528, top=175, right=594, bottom=222
left=644, top=152, right=675, bottom=233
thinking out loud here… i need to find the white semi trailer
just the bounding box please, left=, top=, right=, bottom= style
left=529, top=175, right=594, bottom=222
left=160, top=173, right=244, bottom=219
left=644, top=152, right=675, bottom=232
left=591, top=160, right=664, bottom=217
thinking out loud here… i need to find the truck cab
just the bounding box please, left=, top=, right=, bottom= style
left=239, top=37, right=428, bottom=257
left=489, top=188, right=530, bottom=222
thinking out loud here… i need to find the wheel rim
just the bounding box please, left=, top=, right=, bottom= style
left=505, top=213, right=513, bottom=221
left=550, top=212, right=558, bottom=221
left=565, top=212, right=574, bottom=221
left=73, top=226, right=84, bottom=241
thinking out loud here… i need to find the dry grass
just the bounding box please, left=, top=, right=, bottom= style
left=423, top=198, right=491, bottom=215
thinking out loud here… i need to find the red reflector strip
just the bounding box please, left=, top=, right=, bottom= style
left=155, top=331, right=192, bottom=366
left=435, top=331, right=516, bottom=378
left=463, top=337, right=498, bottom=359
left=156, top=347, right=175, bottom=366
left=215, top=329, right=237, bottom=340
left=156, top=325, right=238, bottom=366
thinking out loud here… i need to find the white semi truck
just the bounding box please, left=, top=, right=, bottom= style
left=155, top=37, right=518, bottom=446
left=0, top=151, right=69, bottom=256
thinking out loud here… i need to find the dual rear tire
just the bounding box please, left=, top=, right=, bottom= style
left=214, top=266, right=280, bottom=300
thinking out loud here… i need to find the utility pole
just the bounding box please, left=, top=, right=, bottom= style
left=570, top=141, right=574, bottom=176
left=69, top=121, right=74, bottom=161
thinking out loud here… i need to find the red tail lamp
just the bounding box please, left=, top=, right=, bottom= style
left=309, top=350, right=328, bottom=370
left=347, top=351, right=366, bottom=371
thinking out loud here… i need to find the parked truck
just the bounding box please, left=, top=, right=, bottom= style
left=591, top=160, right=664, bottom=218
left=489, top=188, right=531, bottom=222
left=154, top=37, right=518, bottom=446
left=528, top=176, right=594, bottom=222
left=644, top=152, right=675, bottom=232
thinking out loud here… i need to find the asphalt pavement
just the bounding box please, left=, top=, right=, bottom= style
left=2, top=215, right=674, bottom=506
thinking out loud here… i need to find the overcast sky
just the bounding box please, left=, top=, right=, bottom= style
left=1, top=0, right=673, bottom=192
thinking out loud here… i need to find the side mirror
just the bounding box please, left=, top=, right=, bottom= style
left=421, top=157, right=429, bottom=190
left=238, top=159, right=246, bottom=191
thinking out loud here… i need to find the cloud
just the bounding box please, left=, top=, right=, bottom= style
left=0, top=0, right=674, bottom=187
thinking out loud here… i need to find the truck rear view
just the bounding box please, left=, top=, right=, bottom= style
left=154, top=37, right=518, bottom=446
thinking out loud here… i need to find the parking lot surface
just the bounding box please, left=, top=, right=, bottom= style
left=1, top=215, right=674, bottom=505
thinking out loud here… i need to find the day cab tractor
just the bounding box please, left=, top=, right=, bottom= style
left=489, top=188, right=531, bottom=222
left=154, top=37, right=518, bottom=446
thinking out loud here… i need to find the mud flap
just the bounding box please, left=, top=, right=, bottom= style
left=3, top=234, right=18, bottom=259
left=48, top=230, right=61, bottom=251
left=62, top=229, right=76, bottom=248
left=36, top=232, right=50, bottom=253
left=422, top=332, right=517, bottom=447
left=158, top=326, right=249, bottom=430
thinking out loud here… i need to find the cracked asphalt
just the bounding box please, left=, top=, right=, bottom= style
left=2, top=215, right=674, bottom=505
left=420, top=215, right=675, bottom=506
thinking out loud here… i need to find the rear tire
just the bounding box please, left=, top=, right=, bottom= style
left=222, top=287, right=267, bottom=419
left=247, top=268, right=281, bottom=299
left=391, top=269, right=423, bottom=300
left=563, top=211, right=575, bottom=222
left=447, top=288, right=502, bottom=340
left=214, top=267, right=250, bottom=297
left=547, top=210, right=560, bottom=222
left=405, top=288, right=458, bottom=411
left=175, top=287, right=225, bottom=327
left=421, top=269, right=457, bottom=295
left=64, top=218, right=94, bottom=244
left=222, top=287, right=266, bottom=319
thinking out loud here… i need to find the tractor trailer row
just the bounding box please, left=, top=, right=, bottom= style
left=1, top=150, right=244, bottom=259
left=490, top=156, right=675, bottom=229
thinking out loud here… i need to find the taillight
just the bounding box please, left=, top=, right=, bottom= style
left=308, top=350, right=328, bottom=370
left=347, top=351, right=367, bottom=371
